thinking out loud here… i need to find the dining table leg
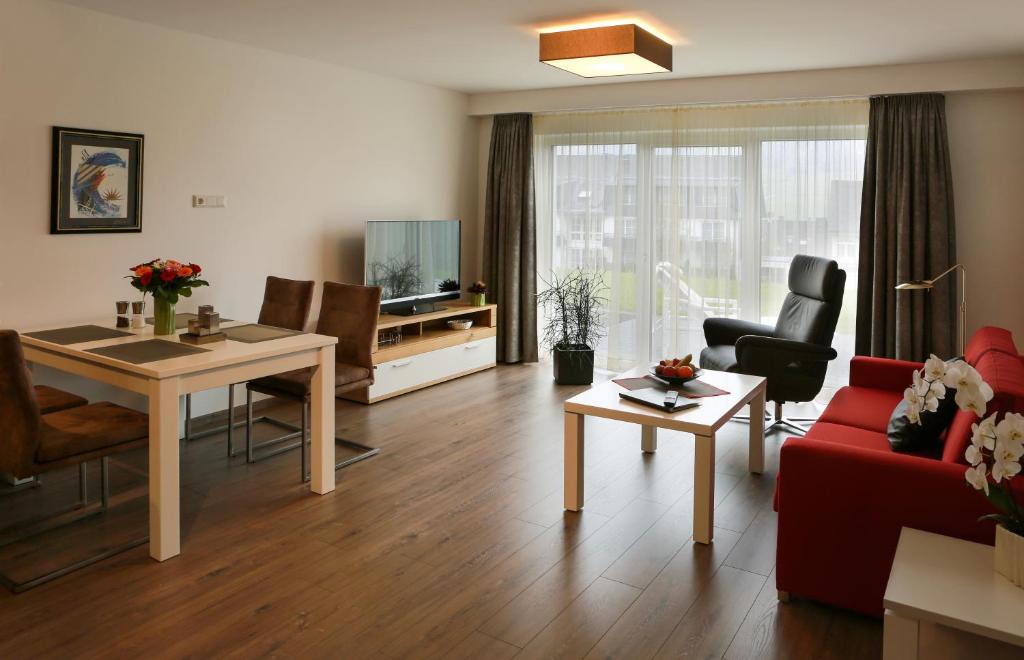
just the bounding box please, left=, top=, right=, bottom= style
left=309, top=344, right=336, bottom=494
left=148, top=377, right=181, bottom=561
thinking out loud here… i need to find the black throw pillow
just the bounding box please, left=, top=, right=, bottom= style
left=887, top=357, right=963, bottom=453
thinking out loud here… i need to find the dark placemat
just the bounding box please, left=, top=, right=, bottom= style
left=23, top=325, right=135, bottom=345
left=613, top=374, right=730, bottom=398
left=222, top=324, right=303, bottom=343
left=86, top=339, right=210, bottom=364
left=145, top=313, right=234, bottom=329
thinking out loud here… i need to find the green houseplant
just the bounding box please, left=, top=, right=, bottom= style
left=127, top=259, right=209, bottom=335
left=536, top=270, right=607, bottom=385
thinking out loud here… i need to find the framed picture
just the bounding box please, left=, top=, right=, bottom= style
left=51, top=126, right=144, bottom=234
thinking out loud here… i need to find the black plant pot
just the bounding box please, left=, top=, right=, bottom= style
left=553, top=344, right=595, bottom=385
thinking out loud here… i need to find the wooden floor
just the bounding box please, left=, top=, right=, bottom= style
left=0, top=364, right=881, bottom=659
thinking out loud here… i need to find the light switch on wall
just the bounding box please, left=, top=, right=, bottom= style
left=192, top=195, right=226, bottom=208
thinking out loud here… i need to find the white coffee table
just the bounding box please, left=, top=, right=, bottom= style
left=563, top=367, right=766, bottom=544
left=884, top=527, right=1024, bottom=659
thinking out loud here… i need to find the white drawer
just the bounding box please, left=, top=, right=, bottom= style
left=369, top=336, right=496, bottom=399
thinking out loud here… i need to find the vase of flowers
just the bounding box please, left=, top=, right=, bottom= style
left=965, top=410, right=1024, bottom=586
left=903, top=355, right=1024, bottom=587
left=468, top=281, right=487, bottom=307
left=127, top=259, right=209, bottom=335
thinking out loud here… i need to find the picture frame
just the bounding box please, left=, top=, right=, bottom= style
left=50, top=126, right=144, bottom=234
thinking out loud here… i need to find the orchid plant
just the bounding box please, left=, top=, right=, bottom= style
left=903, top=355, right=1024, bottom=535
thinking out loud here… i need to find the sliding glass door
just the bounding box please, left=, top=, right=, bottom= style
left=535, top=100, right=868, bottom=387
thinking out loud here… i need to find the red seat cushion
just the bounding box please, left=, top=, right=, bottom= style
left=818, top=386, right=904, bottom=434
left=803, top=422, right=893, bottom=453
left=964, top=326, right=1018, bottom=365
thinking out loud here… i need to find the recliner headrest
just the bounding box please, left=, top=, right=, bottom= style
left=788, top=255, right=840, bottom=302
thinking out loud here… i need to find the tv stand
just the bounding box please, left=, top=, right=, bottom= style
left=391, top=302, right=448, bottom=317
left=341, top=302, right=497, bottom=404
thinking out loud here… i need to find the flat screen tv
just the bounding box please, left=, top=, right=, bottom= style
left=364, top=220, right=461, bottom=315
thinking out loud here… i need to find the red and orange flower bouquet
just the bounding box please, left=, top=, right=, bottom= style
left=127, top=259, right=209, bottom=335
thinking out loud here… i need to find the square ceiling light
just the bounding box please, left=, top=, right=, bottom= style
left=539, top=24, right=672, bottom=78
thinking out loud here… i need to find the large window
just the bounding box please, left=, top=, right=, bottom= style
left=535, top=100, right=868, bottom=388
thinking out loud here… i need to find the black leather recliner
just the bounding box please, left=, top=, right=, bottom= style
left=699, top=254, right=846, bottom=435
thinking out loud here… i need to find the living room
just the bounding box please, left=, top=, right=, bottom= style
left=1, top=0, right=1023, bottom=657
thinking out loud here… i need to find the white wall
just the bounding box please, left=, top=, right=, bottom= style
left=947, top=90, right=1024, bottom=342
left=469, top=55, right=1024, bottom=115
left=0, top=0, right=478, bottom=416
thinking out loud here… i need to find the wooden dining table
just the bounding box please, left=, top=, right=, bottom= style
left=18, top=319, right=338, bottom=562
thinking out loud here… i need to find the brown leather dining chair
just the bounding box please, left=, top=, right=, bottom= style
left=0, top=330, right=149, bottom=592
left=183, top=275, right=315, bottom=456
left=245, top=282, right=381, bottom=481
left=2, top=386, right=89, bottom=495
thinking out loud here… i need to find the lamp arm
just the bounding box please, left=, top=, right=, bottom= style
left=928, top=263, right=963, bottom=284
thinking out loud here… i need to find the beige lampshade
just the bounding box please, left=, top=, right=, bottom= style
left=540, top=24, right=672, bottom=78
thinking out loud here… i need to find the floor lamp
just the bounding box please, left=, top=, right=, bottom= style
left=895, top=263, right=967, bottom=355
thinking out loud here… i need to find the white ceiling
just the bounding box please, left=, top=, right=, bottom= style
left=58, top=0, right=1024, bottom=94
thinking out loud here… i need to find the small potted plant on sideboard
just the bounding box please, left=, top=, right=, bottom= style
left=468, top=281, right=487, bottom=307
left=536, top=270, right=606, bottom=385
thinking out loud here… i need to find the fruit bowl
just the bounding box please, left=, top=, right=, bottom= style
left=650, top=365, right=701, bottom=385
left=651, top=355, right=699, bottom=385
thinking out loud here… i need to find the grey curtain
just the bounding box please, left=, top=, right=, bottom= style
left=855, top=93, right=957, bottom=361
left=484, top=113, right=538, bottom=363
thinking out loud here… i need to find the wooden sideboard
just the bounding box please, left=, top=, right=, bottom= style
left=341, top=302, right=497, bottom=404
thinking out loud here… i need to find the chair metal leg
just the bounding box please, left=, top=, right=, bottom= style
left=78, top=463, right=87, bottom=507
left=0, top=476, right=40, bottom=497
left=0, top=458, right=148, bottom=593
left=100, top=457, right=110, bottom=510
left=247, top=389, right=255, bottom=464
left=183, top=385, right=248, bottom=445
left=243, top=397, right=379, bottom=482
left=227, top=384, right=235, bottom=457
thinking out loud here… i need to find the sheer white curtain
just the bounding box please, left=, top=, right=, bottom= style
left=534, top=99, right=868, bottom=386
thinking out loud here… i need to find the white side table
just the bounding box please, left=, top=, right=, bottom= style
left=884, top=527, right=1024, bottom=659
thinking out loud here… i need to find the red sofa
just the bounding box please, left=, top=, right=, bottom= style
left=775, top=326, right=1024, bottom=616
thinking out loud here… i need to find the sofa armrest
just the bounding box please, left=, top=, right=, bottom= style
left=776, top=438, right=995, bottom=616
left=703, top=317, right=774, bottom=347
left=848, top=356, right=923, bottom=391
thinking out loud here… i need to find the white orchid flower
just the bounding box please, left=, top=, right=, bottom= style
left=924, top=354, right=948, bottom=381
left=942, top=361, right=968, bottom=389
left=971, top=414, right=999, bottom=450
left=956, top=386, right=989, bottom=417
left=996, top=412, right=1024, bottom=450
left=903, top=386, right=923, bottom=425
left=991, top=439, right=1023, bottom=482
left=964, top=443, right=984, bottom=466
left=912, top=370, right=930, bottom=397
left=965, top=463, right=990, bottom=495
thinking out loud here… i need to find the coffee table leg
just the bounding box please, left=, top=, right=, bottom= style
left=749, top=386, right=766, bottom=474
left=641, top=425, right=657, bottom=453
left=694, top=432, right=716, bottom=544
left=564, top=412, right=584, bottom=511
